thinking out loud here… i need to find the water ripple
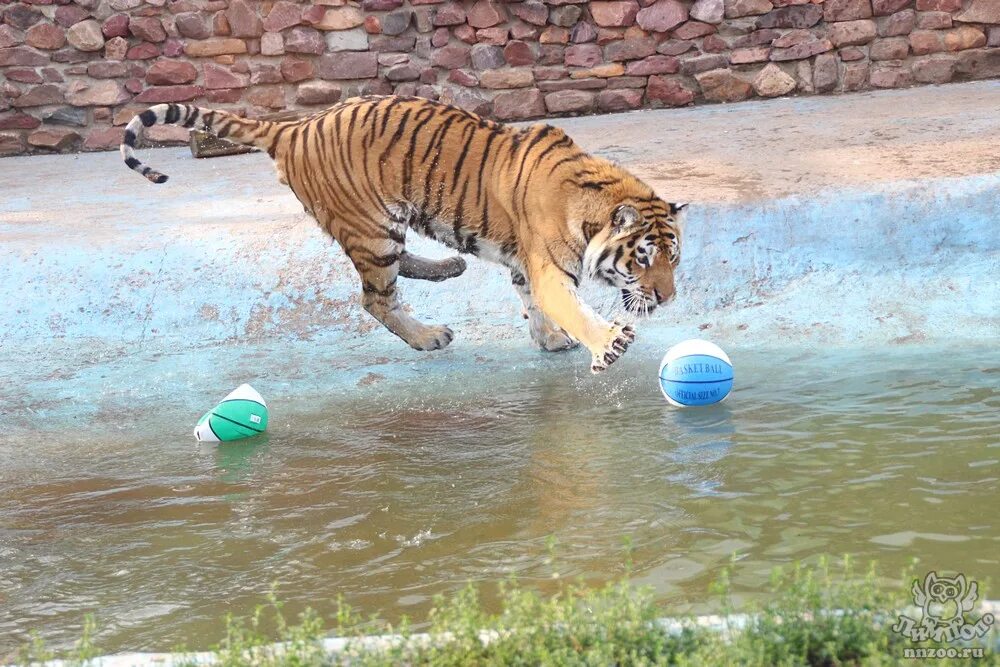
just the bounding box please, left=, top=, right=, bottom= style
left=0, top=345, right=996, bottom=654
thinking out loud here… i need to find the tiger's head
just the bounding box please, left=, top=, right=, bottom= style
left=582, top=194, right=685, bottom=317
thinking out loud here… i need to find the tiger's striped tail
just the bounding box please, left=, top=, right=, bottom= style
left=120, top=103, right=281, bottom=184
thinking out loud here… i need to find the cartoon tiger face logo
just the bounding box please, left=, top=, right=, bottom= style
left=912, top=571, right=977, bottom=627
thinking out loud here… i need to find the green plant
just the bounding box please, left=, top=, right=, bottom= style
left=17, top=558, right=997, bottom=667
left=697, top=556, right=901, bottom=666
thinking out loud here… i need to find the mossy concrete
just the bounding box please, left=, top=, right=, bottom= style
left=0, top=82, right=998, bottom=403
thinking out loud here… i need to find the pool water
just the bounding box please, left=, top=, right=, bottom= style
left=1, top=344, right=997, bottom=656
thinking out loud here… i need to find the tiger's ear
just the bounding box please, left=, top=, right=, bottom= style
left=670, top=202, right=688, bottom=214
left=612, top=205, right=641, bottom=231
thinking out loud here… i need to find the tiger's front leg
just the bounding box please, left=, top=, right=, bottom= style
left=528, top=265, right=635, bottom=373
left=510, top=270, right=578, bottom=352
left=346, top=237, right=455, bottom=351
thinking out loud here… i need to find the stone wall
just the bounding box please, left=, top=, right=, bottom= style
left=1, top=0, right=998, bottom=156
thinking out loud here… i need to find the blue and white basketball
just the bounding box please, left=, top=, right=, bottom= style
left=658, top=339, right=733, bottom=407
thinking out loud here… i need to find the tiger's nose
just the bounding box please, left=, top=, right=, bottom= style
left=654, top=288, right=673, bottom=304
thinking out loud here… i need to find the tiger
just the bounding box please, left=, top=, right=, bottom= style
left=120, top=96, right=684, bottom=373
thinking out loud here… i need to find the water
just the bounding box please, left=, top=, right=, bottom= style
left=1, top=344, right=998, bottom=657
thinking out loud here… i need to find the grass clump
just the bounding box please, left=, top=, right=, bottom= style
left=361, top=579, right=709, bottom=666
left=16, top=557, right=997, bottom=666
left=212, top=592, right=330, bottom=667
left=700, top=557, right=912, bottom=666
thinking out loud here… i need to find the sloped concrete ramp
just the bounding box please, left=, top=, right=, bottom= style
left=0, top=82, right=998, bottom=432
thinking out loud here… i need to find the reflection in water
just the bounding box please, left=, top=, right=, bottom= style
left=0, top=346, right=997, bottom=657
left=524, top=380, right=607, bottom=540
left=211, top=436, right=271, bottom=484
left=663, top=407, right=737, bottom=498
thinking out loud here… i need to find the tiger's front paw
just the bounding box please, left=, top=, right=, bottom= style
left=590, top=321, right=635, bottom=374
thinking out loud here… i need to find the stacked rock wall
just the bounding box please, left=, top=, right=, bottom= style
left=1, top=0, right=998, bottom=155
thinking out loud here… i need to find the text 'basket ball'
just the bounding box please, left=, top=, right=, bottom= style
left=658, top=340, right=733, bottom=407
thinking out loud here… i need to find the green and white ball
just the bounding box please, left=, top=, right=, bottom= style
left=194, top=384, right=268, bottom=442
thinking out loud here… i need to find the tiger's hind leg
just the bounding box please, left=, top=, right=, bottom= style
left=511, top=270, right=579, bottom=352
left=347, top=236, right=455, bottom=351
left=399, top=252, right=466, bottom=282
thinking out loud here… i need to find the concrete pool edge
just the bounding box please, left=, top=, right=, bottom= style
left=2, top=169, right=998, bottom=355
left=2, top=160, right=998, bottom=439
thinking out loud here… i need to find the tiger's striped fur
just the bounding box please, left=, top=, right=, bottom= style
left=121, top=96, right=684, bottom=373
